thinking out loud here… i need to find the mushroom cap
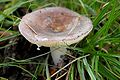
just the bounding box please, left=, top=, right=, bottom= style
left=19, top=7, right=93, bottom=47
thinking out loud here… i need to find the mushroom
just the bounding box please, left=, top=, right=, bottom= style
left=18, top=7, right=93, bottom=66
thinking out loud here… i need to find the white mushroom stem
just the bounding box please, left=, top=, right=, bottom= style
left=50, top=47, right=67, bottom=65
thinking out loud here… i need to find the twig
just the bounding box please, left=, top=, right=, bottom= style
left=51, top=54, right=90, bottom=77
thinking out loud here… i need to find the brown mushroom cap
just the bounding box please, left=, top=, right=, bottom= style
left=19, top=7, right=93, bottom=47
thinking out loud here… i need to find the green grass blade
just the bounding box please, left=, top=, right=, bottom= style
left=99, top=63, right=118, bottom=80
left=77, top=60, right=85, bottom=80
left=95, top=52, right=120, bottom=58
left=0, top=0, right=32, bottom=21
left=83, top=58, right=96, bottom=80
left=78, top=0, right=88, bottom=15
left=93, top=2, right=110, bottom=27
left=0, top=42, right=17, bottom=49
left=0, top=64, right=37, bottom=79
left=0, top=0, right=10, bottom=3
left=69, top=64, right=74, bottom=80
left=32, top=64, right=40, bottom=80
left=46, top=55, right=51, bottom=80
left=0, top=77, right=8, bottom=80
left=0, top=32, right=20, bottom=42
left=90, top=0, right=120, bottom=45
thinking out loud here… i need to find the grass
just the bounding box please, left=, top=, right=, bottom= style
left=0, top=0, right=120, bottom=80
